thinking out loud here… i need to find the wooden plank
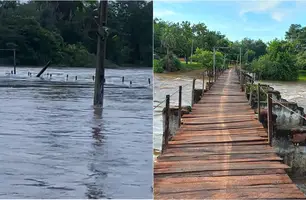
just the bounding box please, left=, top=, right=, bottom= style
left=154, top=162, right=290, bottom=174
left=176, top=128, right=266, bottom=136
left=163, top=145, right=274, bottom=153
left=155, top=174, right=293, bottom=193
left=154, top=169, right=287, bottom=178
left=167, top=141, right=269, bottom=148
left=182, top=113, right=256, bottom=118
left=182, top=118, right=254, bottom=125
left=155, top=184, right=306, bottom=199
left=156, top=156, right=282, bottom=165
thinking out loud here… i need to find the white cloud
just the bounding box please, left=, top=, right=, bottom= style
left=239, top=0, right=283, bottom=15
left=153, top=9, right=176, bottom=17
left=238, top=0, right=289, bottom=22
left=271, top=11, right=285, bottom=22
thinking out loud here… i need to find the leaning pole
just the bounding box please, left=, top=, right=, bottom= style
left=94, top=0, right=108, bottom=106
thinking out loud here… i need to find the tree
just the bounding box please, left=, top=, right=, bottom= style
left=0, top=0, right=152, bottom=67
left=285, top=24, right=302, bottom=40
left=251, top=39, right=298, bottom=81
left=191, top=48, right=223, bottom=72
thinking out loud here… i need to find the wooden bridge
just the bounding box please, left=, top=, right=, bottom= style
left=154, top=68, right=306, bottom=199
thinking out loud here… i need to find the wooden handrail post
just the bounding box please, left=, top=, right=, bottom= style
left=178, top=86, right=182, bottom=128
left=162, top=95, right=170, bottom=153
left=191, top=78, right=196, bottom=106
left=267, top=92, right=273, bottom=146
left=257, top=83, right=261, bottom=122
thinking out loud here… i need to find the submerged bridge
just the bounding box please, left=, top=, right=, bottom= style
left=154, top=68, right=306, bottom=199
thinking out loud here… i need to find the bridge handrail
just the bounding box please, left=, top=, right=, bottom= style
left=153, top=83, right=189, bottom=109
left=238, top=67, right=306, bottom=122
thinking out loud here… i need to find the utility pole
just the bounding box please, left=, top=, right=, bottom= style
left=190, top=39, right=194, bottom=64
left=239, top=47, right=242, bottom=69
left=213, top=47, right=216, bottom=82
left=223, top=54, right=226, bottom=69
left=245, top=50, right=248, bottom=65
left=13, top=49, right=16, bottom=74
left=213, top=46, right=230, bottom=82
left=239, top=47, right=242, bottom=87
left=94, top=0, right=108, bottom=106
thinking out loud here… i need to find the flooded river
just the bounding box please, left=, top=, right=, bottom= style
left=260, top=80, right=306, bottom=111
left=153, top=70, right=206, bottom=151
left=0, top=66, right=153, bottom=199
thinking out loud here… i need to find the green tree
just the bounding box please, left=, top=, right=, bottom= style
left=251, top=39, right=298, bottom=81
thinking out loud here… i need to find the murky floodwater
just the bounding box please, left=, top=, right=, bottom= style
left=153, top=70, right=207, bottom=151
left=260, top=80, right=306, bottom=110
left=0, top=66, right=153, bottom=199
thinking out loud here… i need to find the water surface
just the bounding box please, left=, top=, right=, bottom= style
left=0, top=66, right=153, bottom=199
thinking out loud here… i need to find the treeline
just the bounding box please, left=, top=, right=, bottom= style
left=0, top=0, right=152, bottom=67
left=154, top=18, right=306, bottom=81
left=250, top=24, right=306, bottom=81
left=154, top=18, right=267, bottom=73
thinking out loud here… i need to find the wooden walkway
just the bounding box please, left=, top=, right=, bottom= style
left=154, top=69, right=306, bottom=199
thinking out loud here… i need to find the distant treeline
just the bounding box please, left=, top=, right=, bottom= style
left=0, top=1, right=152, bottom=67
left=154, top=18, right=306, bottom=81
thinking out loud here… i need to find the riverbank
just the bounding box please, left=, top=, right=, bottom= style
left=154, top=59, right=203, bottom=73
left=180, top=61, right=203, bottom=71
left=299, top=70, right=306, bottom=81
left=0, top=61, right=151, bottom=69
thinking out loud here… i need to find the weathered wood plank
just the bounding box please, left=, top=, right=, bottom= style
left=154, top=169, right=286, bottom=178
left=155, top=184, right=306, bottom=199
left=155, top=174, right=293, bottom=193
left=155, top=162, right=290, bottom=174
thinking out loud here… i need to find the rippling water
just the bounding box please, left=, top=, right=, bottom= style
left=0, top=66, right=153, bottom=199
left=260, top=80, right=306, bottom=110
left=153, top=70, right=206, bottom=151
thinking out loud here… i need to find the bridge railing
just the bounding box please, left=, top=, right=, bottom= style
left=236, top=67, right=306, bottom=146
left=155, top=68, right=226, bottom=154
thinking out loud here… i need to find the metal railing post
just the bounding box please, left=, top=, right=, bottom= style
left=178, top=86, right=182, bottom=128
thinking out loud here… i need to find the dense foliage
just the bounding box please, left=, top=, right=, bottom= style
left=0, top=0, right=152, bottom=67
left=250, top=24, right=306, bottom=81
left=154, top=18, right=267, bottom=73
left=154, top=18, right=306, bottom=80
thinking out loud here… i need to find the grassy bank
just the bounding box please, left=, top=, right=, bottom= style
left=154, top=59, right=203, bottom=73
left=298, top=70, right=306, bottom=81
left=180, top=61, right=203, bottom=71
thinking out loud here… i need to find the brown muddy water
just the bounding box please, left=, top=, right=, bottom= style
left=153, top=69, right=206, bottom=151
left=0, top=67, right=153, bottom=199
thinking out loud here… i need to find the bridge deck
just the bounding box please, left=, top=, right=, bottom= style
left=154, top=69, right=306, bottom=199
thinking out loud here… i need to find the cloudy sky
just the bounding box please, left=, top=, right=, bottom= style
left=153, top=0, right=306, bottom=42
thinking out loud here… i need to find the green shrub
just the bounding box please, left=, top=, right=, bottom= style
left=160, top=53, right=181, bottom=72
left=153, top=59, right=163, bottom=73
left=61, top=43, right=95, bottom=67
left=251, top=39, right=299, bottom=81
